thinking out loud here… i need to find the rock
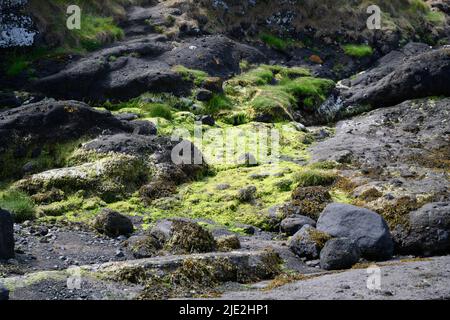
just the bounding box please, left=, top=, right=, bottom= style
left=196, top=89, right=213, bottom=101
left=280, top=215, right=316, bottom=235
left=317, top=203, right=394, bottom=261
left=33, top=35, right=264, bottom=101
left=93, top=209, right=134, bottom=238
left=129, top=120, right=157, bottom=135
left=288, top=225, right=331, bottom=260
left=320, top=238, right=361, bottom=270
left=196, top=115, right=215, bottom=126
left=237, top=185, right=257, bottom=202
left=0, top=209, right=14, bottom=260
left=125, top=234, right=162, bottom=258
left=216, top=235, right=241, bottom=252
left=394, top=202, right=450, bottom=256
left=0, top=285, right=9, bottom=301
left=202, top=77, right=224, bottom=93
left=151, top=218, right=216, bottom=254
left=338, top=44, right=450, bottom=115
left=0, top=100, right=130, bottom=156
left=0, top=91, right=21, bottom=109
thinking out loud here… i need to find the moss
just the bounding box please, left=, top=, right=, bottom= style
left=293, top=169, right=337, bottom=187
left=376, top=196, right=429, bottom=230
left=259, top=33, right=301, bottom=52
left=172, top=65, right=209, bottom=86
left=290, top=186, right=332, bottom=219
left=307, top=228, right=332, bottom=249
left=342, top=44, right=374, bottom=58
left=359, top=188, right=382, bottom=202
left=0, top=188, right=35, bottom=222
left=37, top=194, right=84, bottom=217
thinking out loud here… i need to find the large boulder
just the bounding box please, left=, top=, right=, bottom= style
left=337, top=44, right=450, bottom=116
left=93, top=209, right=134, bottom=238
left=288, top=225, right=331, bottom=260
left=0, top=209, right=14, bottom=260
left=394, top=202, right=450, bottom=256
left=317, top=203, right=394, bottom=261
left=320, top=238, right=361, bottom=270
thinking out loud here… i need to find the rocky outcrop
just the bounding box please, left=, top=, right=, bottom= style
left=333, top=43, right=450, bottom=118
left=317, top=203, right=394, bottom=261
left=0, top=209, right=15, bottom=260
left=32, top=35, right=265, bottom=102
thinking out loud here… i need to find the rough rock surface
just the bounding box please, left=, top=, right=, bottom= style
left=317, top=203, right=394, bottom=261
left=217, top=256, right=450, bottom=300
left=288, top=225, right=331, bottom=260
left=311, top=98, right=450, bottom=204
left=33, top=35, right=265, bottom=101
left=394, top=202, right=450, bottom=256
left=280, top=215, right=316, bottom=235
left=319, top=238, right=360, bottom=270
left=0, top=209, right=15, bottom=260
left=336, top=44, right=450, bottom=115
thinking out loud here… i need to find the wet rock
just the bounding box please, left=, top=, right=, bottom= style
left=0, top=209, right=15, bottom=260
left=216, top=235, right=241, bottom=252
left=129, top=120, right=157, bottom=135
left=288, top=225, right=331, bottom=260
left=317, top=203, right=394, bottom=261
left=93, top=209, right=134, bottom=238
left=0, top=91, right=21, bottom=109
left=320, top=238, right=361, bottom=270
left=394, top=202, right=450, bottom=256
left=280, top=215, right=316, bottom=236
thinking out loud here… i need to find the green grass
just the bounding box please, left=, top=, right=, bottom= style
left=426, top=11, right=446, bottom=25
left=73, top=15, right=124, bottom=51
left=173, top=65, right=209, bottom=86
left=203, top=94, right=232, bottom=115
left=293, top=169, right=337, bottom=187
left=6, top=59, right=30, bottom=77
left=0, top=189, right=35, bottom=222
left=260, top=33, right=300, bottom=51
left=342, top=44, right=374, bottom=58
left=142, top=103, right=173, bottom=120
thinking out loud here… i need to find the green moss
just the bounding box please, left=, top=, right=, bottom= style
left=293, top=169, right=337, bottom=187
left=5, top=58, right=30, bottom=77
left=342, top=44, right=374, bottom=58
left=0, top=188, right=35, bottom=222
left=72, top=15, right=124, bottom=51
left=260, top=33, right=301, bottom=51
left=172, top=65, right=209, bottom=86
left=426, top=11, right=446, bottom=25
left=203, top=94, right=232, bottom=115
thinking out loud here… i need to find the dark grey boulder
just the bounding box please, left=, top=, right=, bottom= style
left=280, top=215, right=316, bottom=236
left=338, top=44, right=450, bottom=114
left=196, top=89, right=213, bottom=102
left=0, top=285, right=9, bottom=301
left=93, top=209, right=134, bottom=238
left=320, top=238, right=361, bottom=270
left=0, top=209, right=14, bottom=260
left=394, top=202, right=450, bottom=256
left=317, top=203, right=394, bottom=261
left=196, top=115, right=215, bottom=126
left=288, top=225, right=331, bottom=260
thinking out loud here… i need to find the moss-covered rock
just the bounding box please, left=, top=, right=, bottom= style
left=216, top=235, right=241, bottom=252
left=289, top=186, right=332, bottom=220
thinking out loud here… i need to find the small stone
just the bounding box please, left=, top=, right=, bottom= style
left=0, top=285, right=9, bottom=301
left=93, top=209, right=134, bottom=238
